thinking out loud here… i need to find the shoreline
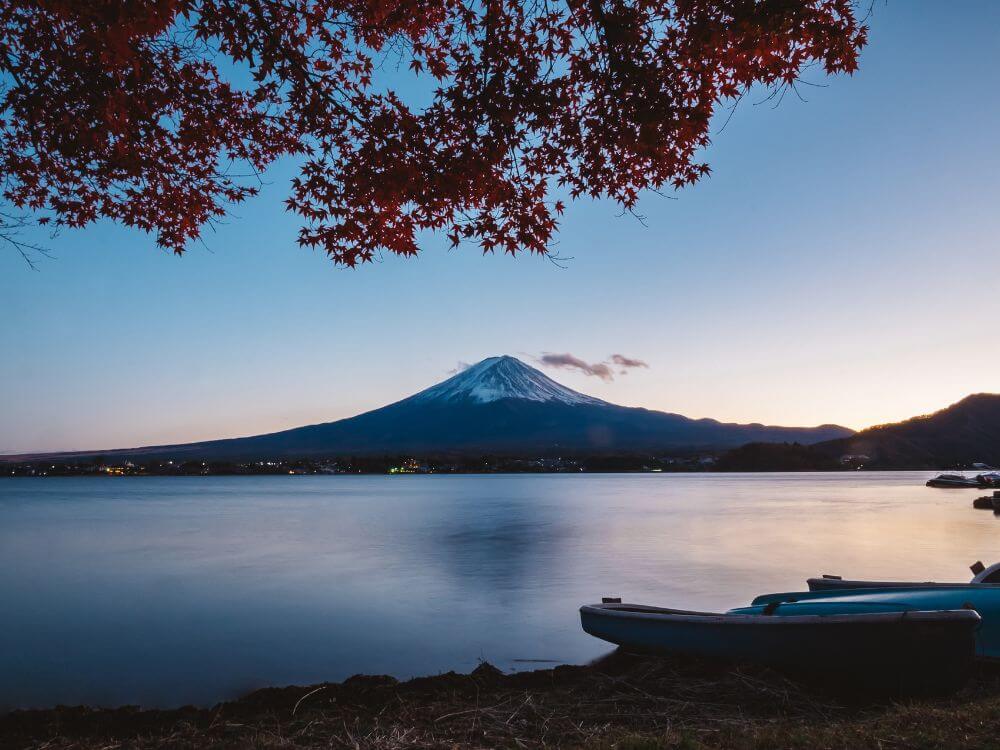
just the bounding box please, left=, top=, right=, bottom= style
left=1, top=468, right=951, bottom=477
left=5, top=653, right=1000, bottom=749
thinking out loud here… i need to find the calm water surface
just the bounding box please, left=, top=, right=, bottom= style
left=0, top=472, right=993, bottom=709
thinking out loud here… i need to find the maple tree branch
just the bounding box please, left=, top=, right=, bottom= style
left=0, top=210, right=53, bottom=270
left=0, top=0, right=869, bottom=264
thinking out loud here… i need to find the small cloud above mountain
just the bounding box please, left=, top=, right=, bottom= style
left=538, top=353, right=614, bottom=381
left=447, top=361, right=472, bottom=375
left=538, top=352, right=648, bottom=381
left=610, top=354, right=648, bottom=370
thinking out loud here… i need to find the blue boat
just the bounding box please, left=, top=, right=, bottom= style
left=744, top=586, right=1000, bottom=660
left=580, top=601, right=979, bottom=693
left=808, top=561, right=1000, bottom=591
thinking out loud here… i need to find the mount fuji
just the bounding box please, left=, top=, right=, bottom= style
left=29, top=356, right=853, bottom=461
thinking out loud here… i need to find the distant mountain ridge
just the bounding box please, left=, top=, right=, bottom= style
left=716, top=393, right=1000, bottom=470
left=9, top=356, right=854, bottom=462
left=817, top=393, right=1000, bottom=468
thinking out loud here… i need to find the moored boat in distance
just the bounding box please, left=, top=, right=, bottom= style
left=978, top=471, right=1000, bottom=488
left=580, top=600, right=979, bottom=694
left=926, top=474, right=981, bottom=488
left=972, top=493, right=1000, bottom=509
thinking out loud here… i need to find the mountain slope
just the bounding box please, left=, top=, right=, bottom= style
left=815, top=394, right=1000, bottom=468
left=13, top=356, right=854, bottom=461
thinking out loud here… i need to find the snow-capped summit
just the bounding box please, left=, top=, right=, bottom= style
left=409, top=355, right=607, bottom=406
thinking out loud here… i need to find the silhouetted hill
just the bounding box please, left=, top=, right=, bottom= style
left=816, top=394, right=1000, bottom=468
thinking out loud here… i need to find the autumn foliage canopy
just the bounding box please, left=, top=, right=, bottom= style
left=0, top=0, right=866, bottom=266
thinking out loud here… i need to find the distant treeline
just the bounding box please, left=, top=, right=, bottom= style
left=5, top=453, right=718, bottom=477
left=4, top=443, right=989, bottom=477
left=713, top=443, right=842, bottom=471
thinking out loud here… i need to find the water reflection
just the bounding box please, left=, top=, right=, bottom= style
left=0, top=472, right=991, bottom=709
left=415, top=490, right=571, bottom=593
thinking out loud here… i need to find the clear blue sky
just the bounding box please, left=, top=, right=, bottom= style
left=3, top=1, right=999, bottom=454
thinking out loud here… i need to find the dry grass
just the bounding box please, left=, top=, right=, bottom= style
left=4, top=652, right=1000, bottom=749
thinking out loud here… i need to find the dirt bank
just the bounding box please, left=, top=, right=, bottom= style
left=4, top=652, right=1000, bottom=749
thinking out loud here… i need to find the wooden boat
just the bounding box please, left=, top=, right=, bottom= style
left=580, top=601, right=979, bottom=693
left=808, top=561, right=1000, bottom=591
left=747, top=586, right=1000, bottom=660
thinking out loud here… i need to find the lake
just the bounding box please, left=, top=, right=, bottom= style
left=0, top=472, right=993, bottom=709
